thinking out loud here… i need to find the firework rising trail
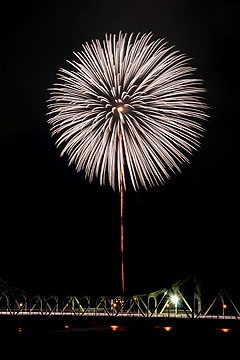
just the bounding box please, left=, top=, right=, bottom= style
left=47, top=32, right=208, bottom=191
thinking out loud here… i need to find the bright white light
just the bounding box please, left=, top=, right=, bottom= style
left=48, top=32, right=208, bottom=192
left=171, top=295, right=179, bottom=305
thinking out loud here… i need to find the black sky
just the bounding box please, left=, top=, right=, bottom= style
left=1, top=1, right=238, bottom=298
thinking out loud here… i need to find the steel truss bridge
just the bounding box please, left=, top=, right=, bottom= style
left=1, top=277, right=239, bottom=320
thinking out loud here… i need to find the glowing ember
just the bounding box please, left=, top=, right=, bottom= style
left=219, top=328, right=230, bottom=333
left=110, top=325, right=119, bottom=331
left=163, top=326, right=173, bottom=332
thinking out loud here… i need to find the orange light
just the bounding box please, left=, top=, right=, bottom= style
left=166, top=303, right=170, bottom=308
left=219, top=328, right=230, bottom=333
left=117, top=106, right=124, bottom=112
left=223, top=304, right=227, bottom=309
left=19, top=302, right=23, bottom=307
left=163, top=326, right=173, bottom=332
left=113, top=302, right=117, bottom=308
left=110, top=325, right=119, bottom=331
left=64, top=325, right=70, bottom=329
left=18, top=327, right=22, bottom=333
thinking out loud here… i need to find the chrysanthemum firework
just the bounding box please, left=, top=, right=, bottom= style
left=47, top=32, right=208, bottom=191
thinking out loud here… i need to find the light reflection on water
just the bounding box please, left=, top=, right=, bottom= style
left=7, top=322, right=238, bottom=358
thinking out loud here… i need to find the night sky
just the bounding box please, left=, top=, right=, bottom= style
left=1, top=1, right=238, bottom=299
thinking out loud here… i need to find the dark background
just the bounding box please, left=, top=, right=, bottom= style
left=1, top=1, right=238, bottom=299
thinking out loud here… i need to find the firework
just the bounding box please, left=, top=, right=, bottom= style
left=48, top=32, right=208, bottom=294
left=47, top=32, right=207, bottom=192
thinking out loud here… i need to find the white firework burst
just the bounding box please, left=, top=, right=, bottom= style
left=47, top=32, right=208, bottom=191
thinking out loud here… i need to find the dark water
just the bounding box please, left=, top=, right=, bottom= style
left=1, top=316, right=239, bottom=357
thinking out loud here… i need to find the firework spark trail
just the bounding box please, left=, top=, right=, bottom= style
left=48, top=32, right=208, bottom=294
left=120, top=131, right=124, bottom=294
left=48, top=32, right=208, bottom=192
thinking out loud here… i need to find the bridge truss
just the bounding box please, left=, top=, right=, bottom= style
left=0, top=277, right=239, bottom=319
